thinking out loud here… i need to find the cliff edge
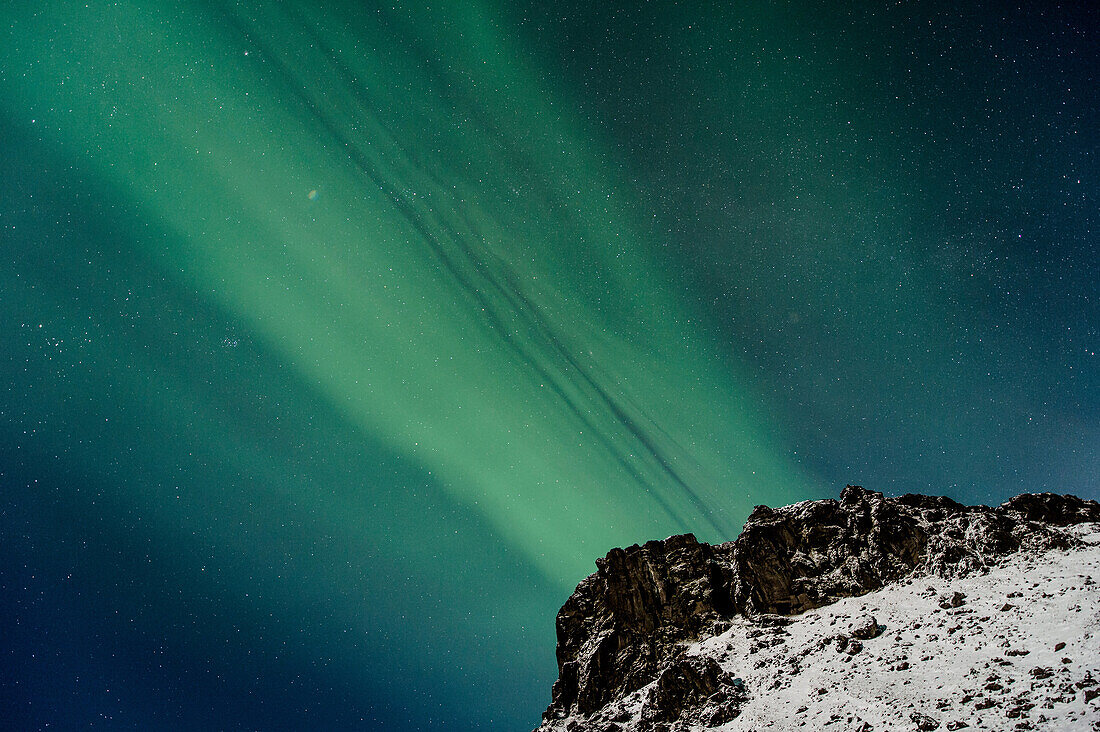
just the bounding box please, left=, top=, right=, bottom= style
left=537, top=486, right=1100, bottom=731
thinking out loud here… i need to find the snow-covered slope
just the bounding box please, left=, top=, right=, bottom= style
left=536, top=490, right=1100, bottom=732
left=692, top=523, right=1100, bottom=731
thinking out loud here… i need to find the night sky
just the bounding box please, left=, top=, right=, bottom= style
left=2, top=2, right=1097, bottom=730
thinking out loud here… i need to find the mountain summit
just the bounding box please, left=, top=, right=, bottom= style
left=536, top=486, right=1100, bottom=731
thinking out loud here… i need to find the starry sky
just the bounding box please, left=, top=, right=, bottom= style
left=1, top=1, right=1097, bottom=729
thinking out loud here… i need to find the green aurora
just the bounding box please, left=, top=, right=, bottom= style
left=2, top=1, right=1096, bottom=729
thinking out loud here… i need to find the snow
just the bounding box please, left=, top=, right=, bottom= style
left=701, top=523, right=1100, bottom=731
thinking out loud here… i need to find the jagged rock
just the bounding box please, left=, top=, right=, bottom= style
left=537, top=486, right=1100, bottom=730
left=637, top=656, right=745, bottom=730
left=910, top=711, right=940, bottom=730
left=851, top=615, right=885, bottom=640
left=939, top=592, right=966, bottom=609
left=548, top=533, right=731, bottom=716
left=1001, top=493, right=1099, bottom=526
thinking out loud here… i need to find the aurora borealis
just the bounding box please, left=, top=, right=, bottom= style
left=2, top=1, right=1097, bottom=729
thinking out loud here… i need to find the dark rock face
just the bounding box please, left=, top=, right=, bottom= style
left=550, top=533, right=731, bottom=716
left=638, top=657, right=745, bottom=730
left=538, top=486, right=1100, bottom=730
left=729, top=485, right=931, bottom=615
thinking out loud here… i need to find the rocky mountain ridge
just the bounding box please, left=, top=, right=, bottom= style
left=536, top=486, right=1100, bottom=731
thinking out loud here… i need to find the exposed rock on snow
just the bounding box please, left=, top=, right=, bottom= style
left=536, top=486, right=1100, bottom=731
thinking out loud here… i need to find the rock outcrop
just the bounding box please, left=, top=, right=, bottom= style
left=538, top=486, right=1100, bottom=731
